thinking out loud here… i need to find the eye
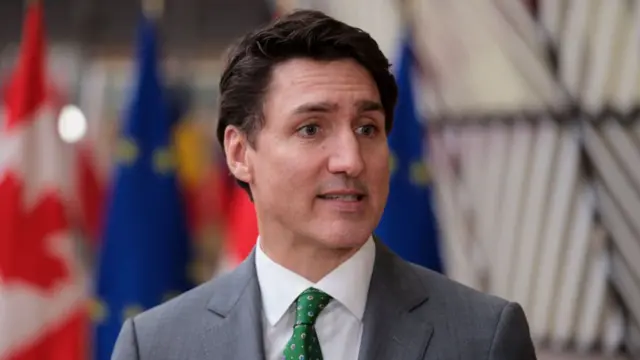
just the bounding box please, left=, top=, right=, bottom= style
left=297, top=124, right=321, bottom=137
left=356, top=124, right=378, bottom=137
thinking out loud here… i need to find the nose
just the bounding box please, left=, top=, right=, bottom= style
left=327, top=131, right=365, bottom=177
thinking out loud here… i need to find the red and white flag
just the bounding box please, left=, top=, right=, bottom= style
left=213, top=169, right=259, bottom=274
left=223, top=184, right=259, bottom=267
left=74, top=64, right=112, bottom=245
left=0, top=3, right=88, bottom=360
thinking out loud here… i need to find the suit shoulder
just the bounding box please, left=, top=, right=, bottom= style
left=134, top=279, right=216, bottom=327
left=125, top=272, right=231, bottom=357
left=408, top=263, right=510, bottom=316
left=406, top=264, right=528, bottom=356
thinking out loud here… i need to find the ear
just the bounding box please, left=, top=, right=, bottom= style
left=223, top=125, right=252, bottom=183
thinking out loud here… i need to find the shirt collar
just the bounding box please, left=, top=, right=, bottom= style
left=255, top=236, right=376, bottom=327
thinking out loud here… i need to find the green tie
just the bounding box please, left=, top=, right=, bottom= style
left=283, top=287, right=332, bottom=360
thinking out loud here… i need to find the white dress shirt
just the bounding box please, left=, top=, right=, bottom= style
left=255, top=236, right=376, bottom=360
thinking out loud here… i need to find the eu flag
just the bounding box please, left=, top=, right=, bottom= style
left=375, top=35, right=444, bottom=273
left=94, top=15, right=192, bottom=360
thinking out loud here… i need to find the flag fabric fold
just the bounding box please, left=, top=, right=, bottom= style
left=93, top=15, right=192, bottom=360
left=374, top=35, right=444, bottom=273
left=224, top=182, right=259, bottom=266
left=214, top=157, right=258, bottom=273
left=0, top=3, right=88, bottom=360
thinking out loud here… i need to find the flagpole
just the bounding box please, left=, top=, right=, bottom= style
left=396, top=0, right=413, bottom=33
left=143, top=0, right=164, bottom=20
left=24, top=0, right=39, bottom=12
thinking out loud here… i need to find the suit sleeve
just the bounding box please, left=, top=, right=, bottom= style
left=488, top=302, right=537, bottom=360
left=111, top=318, right=141, bottom=360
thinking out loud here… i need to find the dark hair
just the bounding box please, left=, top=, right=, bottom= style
left=217, top=9, right=398, bottom=197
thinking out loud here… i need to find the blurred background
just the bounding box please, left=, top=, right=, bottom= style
left=0, top=0, right=639, bottom=359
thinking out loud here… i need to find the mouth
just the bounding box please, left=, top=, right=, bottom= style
left=317, top=193, right=365, bottom=201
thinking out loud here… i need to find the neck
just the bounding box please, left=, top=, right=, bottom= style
left=258, top=233, right=363, bottom=283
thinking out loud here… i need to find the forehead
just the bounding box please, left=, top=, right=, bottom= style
left=264, top=58, right=381, bottom=112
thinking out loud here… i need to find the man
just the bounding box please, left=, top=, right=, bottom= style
left=112, top=10, right=537, bottom=360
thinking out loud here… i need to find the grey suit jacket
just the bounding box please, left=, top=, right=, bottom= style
left=111, top=242, right=537, bottom=359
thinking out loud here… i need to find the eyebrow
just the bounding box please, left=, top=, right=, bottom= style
left=355, top=100, right=384, bottom=114
left=291, top=100, right=384, bottom=115
left=292, top=102, right=338, bottom=114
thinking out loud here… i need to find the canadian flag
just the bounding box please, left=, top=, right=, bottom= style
left=74, top=63, right=112, bottom=245
left=0, top=3, right=88, bottom=360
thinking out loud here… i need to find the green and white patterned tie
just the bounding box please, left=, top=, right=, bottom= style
left=283, top=287, right=332, bottom=360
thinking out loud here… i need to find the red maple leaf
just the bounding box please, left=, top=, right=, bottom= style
left=0, top=172, right=69, bottom=291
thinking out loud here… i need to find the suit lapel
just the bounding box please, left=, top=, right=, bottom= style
left=358, top=241, right=434, bottom=360
left=200, top=251, right=266, bottom=359
left=197, top=241, right=435, bottom=359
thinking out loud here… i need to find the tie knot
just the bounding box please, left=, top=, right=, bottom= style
left=294, top=287, right=332, bottom=326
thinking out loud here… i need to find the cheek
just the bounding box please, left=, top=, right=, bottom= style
left=365, top=146, right=390, bottom=193
left=252, top=147, right=320, bottom=196
left=368, top=145, right=390, bottom=175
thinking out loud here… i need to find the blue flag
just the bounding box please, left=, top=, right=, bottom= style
left=374, top=36, right=444, bottom=273
left=94, top=15, right=192, bottom=360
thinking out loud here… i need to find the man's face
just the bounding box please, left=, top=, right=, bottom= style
left=227, top=58, right=390, bottom=250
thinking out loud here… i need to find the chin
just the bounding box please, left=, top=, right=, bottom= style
left=310, top=224, right=373, bottom=250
